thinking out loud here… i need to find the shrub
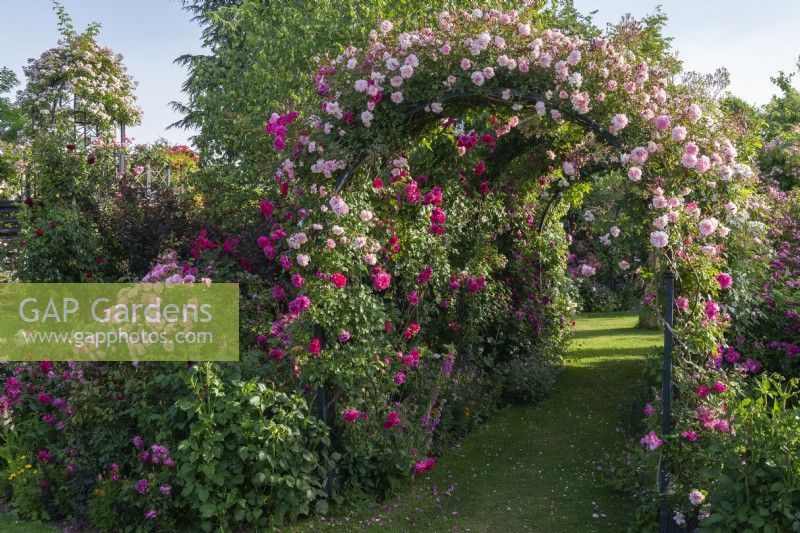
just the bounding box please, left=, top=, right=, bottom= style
left=95, top=177, right=205, bottom=278
left=171, top=364, right=332, bottom=530
left=697, top=375, right=800, bottom=530
left=15, top=202, right=106, bottom=282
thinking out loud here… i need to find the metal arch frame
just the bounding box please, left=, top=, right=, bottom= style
left=333, top=87, right=624, bottom=194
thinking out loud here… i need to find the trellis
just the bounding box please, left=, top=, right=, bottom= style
left=115, top=124, right=189, bottom=196
left=0, top=200, right=19, bottom=241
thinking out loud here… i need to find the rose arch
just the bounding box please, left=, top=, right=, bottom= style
left=248, top=7, right=753, bottom=491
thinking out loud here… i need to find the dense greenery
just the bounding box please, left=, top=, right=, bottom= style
left=759, top=60, right=800, bottom=189
left=0, top=1, right=798, bottom=532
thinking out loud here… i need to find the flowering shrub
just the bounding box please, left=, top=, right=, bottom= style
left=15, top=201, right=107, bottom=282
left=1, top=4, right=766, bottom=530
left=613, top=187, right=800, bottom=529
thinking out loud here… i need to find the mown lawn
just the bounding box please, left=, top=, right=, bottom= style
left=286, top=312, right=662, bottom=532
left=0, top=516, right=58, bottom=532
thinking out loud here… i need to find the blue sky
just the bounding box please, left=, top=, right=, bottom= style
left=1, top=1, right=799, bottom=146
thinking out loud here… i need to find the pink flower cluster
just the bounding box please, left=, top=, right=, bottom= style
left=264, top=111, right=298, bottom=151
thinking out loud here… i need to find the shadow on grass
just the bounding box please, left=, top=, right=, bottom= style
left=572, top=326, right=661, bottom=339
left=566, top=346, right=661, bottom=359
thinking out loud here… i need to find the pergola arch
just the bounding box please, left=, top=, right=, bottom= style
left=251, top=8, right=755, bottom=482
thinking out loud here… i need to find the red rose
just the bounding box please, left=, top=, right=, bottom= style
left=308, top=338, right=321, bottom=356
left=331, top=273, right=347, bottom=289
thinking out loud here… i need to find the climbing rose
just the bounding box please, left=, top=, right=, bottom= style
left=474, top=161, right=486, bottom=176
left=704, top=300, right=719, bottom=320
left=689, top=489, right=705, bottom=506
left=654, top=115, right=671, bottom=130
left=383, top=411, right=401, bottom=429
left=417, top=266, right=433, bottom=284
left=288, top=295, right=311, bottom=315
left=395, top=371, right=405, bottom=385
left=609, top=113, right=629, bottom=134
left=686, top=103, right=702, bottom=123
left=627, top=166, right=642, bottom=181
left=413, top=457, right=436, bottom=476
left=144, top=510, right=159, bottom=520
left=676, top=296, right=689, bottom=310
left=329, top=196, right=350, bottom=216
left=698, top=218, right=719, bottom=237
left=308, top=338, right=321, bottom=355
left=403, top=323, right=421, bottom=340
left=672, top=125, right=687, bottom=141
left=331, top=273, right=347, bottom=289
left=712, top=381, right=727, bottom=393
left=371, top=268, right=392, bottom=291
left=259, top=199, right=274, bottom=218
left=135, top=478, right=149, bottom=494
left=342, top=409, right=360, bottom=423
left=639, top=431, right=663, bottom=451
left=643, top=404, right=655, bottom=416
left=407, top=291, right=419, bottom=306
left=697, top=386, right=710, bottom=398
left=715, top=273, right=732, bottom=289
left=37, top=392, right=52, bottom=405
left=650, top=231, right=669, bottom=248
left=681, top=430, right=698, bottom=442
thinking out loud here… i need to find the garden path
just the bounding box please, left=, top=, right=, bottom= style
left=294, top=311, right=662, bottom=532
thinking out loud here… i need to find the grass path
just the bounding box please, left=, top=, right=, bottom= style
left=295, top=312, right=662, bottom=532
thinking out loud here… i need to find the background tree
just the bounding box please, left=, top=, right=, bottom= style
left=0, top=67, right=24, bottom=143
left=759, top=58, right=800, bottom=189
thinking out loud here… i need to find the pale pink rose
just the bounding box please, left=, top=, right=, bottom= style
left=686, top=104, right=702, bottom=123
left=654, top=115, right=671, bottom=130
left=698, top=218, right=719, bottom=237
left=628, top=166, right=642, bottom=181
left=650, top=231, right=669, bottom=248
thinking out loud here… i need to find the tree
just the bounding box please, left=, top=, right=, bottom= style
left=759, top=58, right=800, bottom=189
left=0, top=67, right=25, bottom=143
left=17, top=1, right=141, bottom=145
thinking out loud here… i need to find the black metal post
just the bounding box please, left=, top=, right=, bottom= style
left=315, top=386, right=327, bottom=422
left=118, top=124, right=126, bottom=176
left=660, top=268, right=675, bottom=532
